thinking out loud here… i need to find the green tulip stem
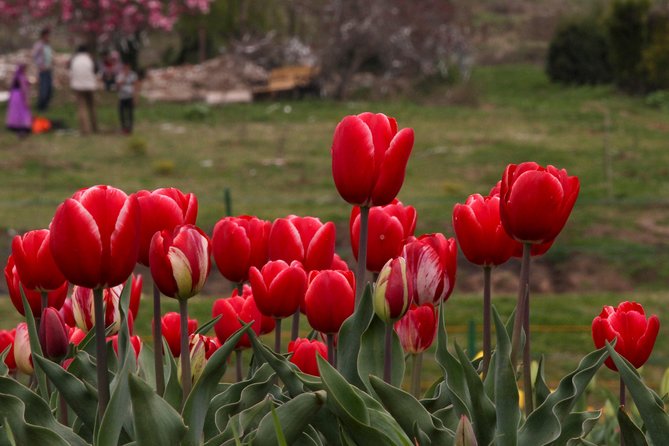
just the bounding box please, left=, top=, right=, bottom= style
left=39, top=291, right=48, bottom=330
left=355, top=205, right=370, bottom=309
left=291, top=310, right=300, bottom=341
left=274, top=318, right=282, bottom=353
left=522, top=282, right=533, bottom=415
left=179, top=298, right=192, bottom=406
left=236, top=282, right=244, bottom=294
left=511, top=243, right=531, bottom=369
left=410, top=352, right=423, bottom=398
left=327, top=333, right=335, bottom=365
left=481, top=266, right=492, bottom=379
left=235, top=350, right=243, bottom=382
left=153, top=283, right=165, bottom=396
left=384, top=323, right=393, bottom=383
left=620, top=376, right=626, bottom=407
left=93, top=287, right=110, bottom=418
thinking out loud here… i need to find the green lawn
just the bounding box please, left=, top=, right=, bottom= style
left=1, top=63, right=668, bottom=394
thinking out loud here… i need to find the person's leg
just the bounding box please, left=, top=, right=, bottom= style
left=118, top=99, right=125, bottom=132
left=44, top=70, right=53, bottom=110
left=86, top=92, right=98, bottom=133
left=127, top=98, right=134, bottom=133
left=37, top=72, right=48, bottom=111
left=75, top=91, right=90, bottom=134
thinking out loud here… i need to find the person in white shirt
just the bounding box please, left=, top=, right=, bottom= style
left=69, top=45, right=98, bottom=134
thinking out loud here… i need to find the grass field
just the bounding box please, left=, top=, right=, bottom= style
left=1, top=64, right=668, bottom=394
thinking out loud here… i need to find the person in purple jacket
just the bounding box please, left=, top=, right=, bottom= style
left=5, top=64, right=32, bottom=137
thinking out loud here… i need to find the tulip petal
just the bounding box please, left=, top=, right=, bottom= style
left=305, top=222, right=336, bottom=271
left=107, top=194, right=140, bottom=287
left=331, top=116, right=376, bottom=205
left=212, top=221, right=252, bottom=283
left=371, top=128, right=414, bottom=206
left=634, top=315, right=660, bottom=368
left=269, top=218, right=304, bottom=263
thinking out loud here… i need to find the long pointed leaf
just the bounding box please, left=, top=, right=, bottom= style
left=617, top=407, right=649, bottom=446
left=492, top=307, right=519, bottom=446
left=337, top=285, right=374, bottom=389
left=358, top=316, right=405, bottom=392
left=20, top=290, right=48, bottom=399
left=255, top=392, right=326, bottom=446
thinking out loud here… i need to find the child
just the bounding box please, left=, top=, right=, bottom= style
left=116, top=61, right=138, bottom=134
left=5, top=64, right=32, bottom=137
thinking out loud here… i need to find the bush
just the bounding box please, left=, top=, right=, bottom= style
left=607, top=0, right=651, bottom=92
left=546, top=19, right=612, bottom=85
left=642, top=13, right=669, bottom=90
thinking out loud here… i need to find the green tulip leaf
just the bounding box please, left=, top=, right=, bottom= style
left=0, top=377, right=89, bottom=445
left=435, top=302, right=472, bottom=420
left=534, top=356, right=551, bottom=408
left=182, top=321, right=252, bottom=446
left=204, top=397, right=272, bottom=446
left=0, top=393, right=72, bottom=446
left=254, top=391, right=326, bottom=446
left=248, top=328, right=304, bottom=397
left=162, top=338, right=182, bottom=410
left=19, top=290, right=49, bottom=399
left=128, top=373, right=187, bottom=446
left=358, top=316, right=405, bottom=392
left=194, top=314, right=222, bottom=336
left=518, top=345, right=608, bottom=445
left=605, top=341, right=669, bottom=446
left=0, top=346, right=9, bottom=377
left=337, top=284, right=375, bottom=389
left=492, top=307, right=519, bottom=446
left=369, top=375, right=454, bottom=444
left=617, top=406, right=649, bottom=446
left=454, top=342, right=496, bottom=446
left=553, top=410, right=601, bottom=445
left=32, top=354, right=98, bottom=429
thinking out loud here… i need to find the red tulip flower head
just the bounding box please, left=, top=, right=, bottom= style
left=212, top=215, right=271, bottom=283
left=11, top=229, right=66, bottom=292
left=69, top=327, right=87, bottom=346
left=14, top=323, right=33, bottom=374
left=403, top=233, right=457, bottom=306
left=395, top=304, right=438, bottom=354
left=331, top=112, right=414, bottom=207
left=38, top=307, right=70, bottom=361
left=185, top=334, right=218, bottom=383
left=160, top=312, right=198, bottom=358
left=136, top=188, right=198, bottom=266
left=249, top=260, right=307, bottom=319
left=350, top=200, right=417, bottom=273
left=212, top=290, right=262, bottom=350
left=304, top=270, right=355, bottom=334
left=0, top=329, right=16, bottom=371
left=71, top=273, right=142, bottom=334
left=453, top=193, right=517, bottom=267
left=592, top=301, right=660, bottom=371
left=269, top=216, right=335, bottom=272
left=5, top=255, right=68, bottom=317
left=109, top=334, right=142, bottom=361
left=499, top=162, right=580, bottom=245
left=288, top=338, right=328, bottom=376
left=50, top=185, right=140, bottom=289
left=373, top=257, right=410, bottom=323
left=150, top=224, right=211, bottom=300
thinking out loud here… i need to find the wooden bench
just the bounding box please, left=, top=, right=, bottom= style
left=252, top=65, right=320, bottom=99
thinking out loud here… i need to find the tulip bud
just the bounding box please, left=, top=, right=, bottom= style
left=14, top=323, right=33, bottom=374
left=149, top=224, right=211, bottom=300
left=0, top=329, right=16, bottom=371
left=38, top=307, right=69, bottom=361
left=5, top=254, right=68, bottom=317
left=455, top=415, right=478, bottom=446
left=109, top=334, right=142, bottom=361
left=288, top=338, right=328, bottom=376
left=394, top=304, right=438, bottom=354
left=373, top=257, right=409, bottom=323
left=592, top=301, right=660, bottom=371
left=181, top=334, right=217, bottom=383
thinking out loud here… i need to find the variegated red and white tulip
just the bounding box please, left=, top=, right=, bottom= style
left=13, top=323, right=33, bottom=375
left=403, top=233, right=457, bottom=306
left=149, top=224, right=211, bottom=300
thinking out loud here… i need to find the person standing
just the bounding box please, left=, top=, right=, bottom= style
left=116, top=61, right=138, bottom=134
left=69, top=45, right=98, bottom=134
left=5, top=64, right=32, bottom=137
left=31, top=27, right=53, bottom=112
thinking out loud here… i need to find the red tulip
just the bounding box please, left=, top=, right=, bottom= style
left=403, top=233, right=457, bottom=306
left=186, top=333, right=218, bottom=382
left=60, top=298, right=75, bottom=327
left=109, top=334, right=142, bottom=360
left=50, top=185, right=140, bottom=289
left=212, top=216, right=271, bottom=283
left=5, top=255, right=68, bottom=317
left=149, top=224, right=211, bottom=300
left=212, top=291, right=262, bottom=350
left=38, top=307, right=69, bottom=361
left=0, top=329, right=16, bottom=371
left=394, top=304, right=438, bottom=354
left=350, top=200, right=417, bottom=273
left=68, top=327, right=86, bottom=346
left=11, top=229, right=66, bottom=291
left=288, top=338, right=328, bottom=376
left=249, top=260, right=307, bottom=319
left=71, top=274, right=142, bottom=335
left=499, top=162, right=580, bottom=245
left=373, top=257, right=410, bottom=322
left=331, top=253, right=349, bottom=271
left=14, top=323, right=33, bottom=374
left=592, top=301, right=660, bottom=371
left=231, top=285, right=276, bottom=335
left=160, top=312, right=198, bottom=358
left=331, top=112, right=414, bottom=206
left=304, top=270, right=355, bottom=334
left=268, top=216, right=335, bottom=272
left=453, top=193, right=517, bottom=267
left=136, top=188, right=198, bottom=266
